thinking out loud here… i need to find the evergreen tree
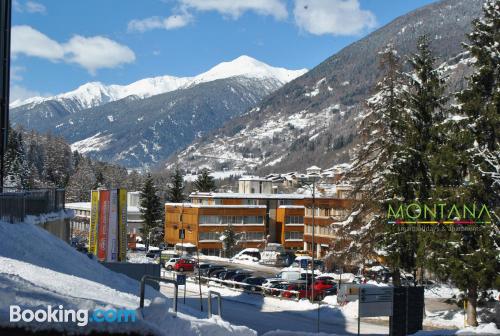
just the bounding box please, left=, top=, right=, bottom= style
left=390, top=35, right=447, bottom=284
left=167, top=168, right=185, bottom=203
left=425, top=1, right=500, bottom=326
left=139, top=173, right=164, bottom=248
left=193, top=168, right=216, bottom=192
left=341, top=44, right=408, bottom=280
left=220, top=225, right=238, bottom=258
left=3, top=127, right=30, bottom=189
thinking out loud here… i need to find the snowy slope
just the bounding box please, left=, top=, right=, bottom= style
left=0, top=220, right=256, bottom=335
left=11, top=55, right=307, bottom=110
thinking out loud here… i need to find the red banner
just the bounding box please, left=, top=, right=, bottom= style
left=97, top=190, right=110, bottom=261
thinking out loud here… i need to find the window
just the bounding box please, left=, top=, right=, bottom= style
left=243, top=216, right=264, bottom=225
left=242, top=232, right=265, bottom=241
left=199, top=215, right=264, bottom=225
left=199, top=232, right=220, bottom=241
left=201, top=248, right=221, bottom=256
left=285, top=231, right=303, bottom=240
left=285, top=216, right=303, bottom=225
left=278, top=199, right=294, bottom=206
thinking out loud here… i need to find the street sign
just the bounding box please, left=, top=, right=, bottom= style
left=300, top=259, right=308, bottom=269
left=358, top=286, right=393, bottom=318
left=176, top=274, right=186, bottom=285
left=179, top=229, right=185, bottom=239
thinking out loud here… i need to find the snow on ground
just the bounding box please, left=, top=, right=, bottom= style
left=411, top=323, right=500, bottom=335
left=70, top=132, right=113, bottom=154
left=262, top=331, right=343, bottom=336
left=425, top=284, right=461, bottom=299
left=184, top=170, right=247, bottom=182
left=0, top=221, right=256, bottom=335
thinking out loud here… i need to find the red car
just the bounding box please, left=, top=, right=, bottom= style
left=282, top=283, right=324, bottom=301
left=173, top=259, right=196, bottom=272
left=313, top=279, right=336, bottom=292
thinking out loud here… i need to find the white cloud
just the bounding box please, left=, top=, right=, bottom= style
left=128, top=12, right=193, bottom=32
left=11, top=25, right=136, bottom=75
left=13, top=0, right=46, bottom=14
left=12, top=25, right=64, bottom=61
left=293, top=0, right=376, bottom=36
left=26, top=1, right=46, bottom=14
left=179, top=0, right=288, bottom=20
left=64, top=35, right=136, bottom=75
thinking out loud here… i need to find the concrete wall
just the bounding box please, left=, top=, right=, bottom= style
left=101, top=262, right=161, bottom=290
left=40, top=218, right=71, bottom=243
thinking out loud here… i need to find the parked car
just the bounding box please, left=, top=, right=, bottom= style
left=210, top=268, right=227, bottom=279
left=174, top=259, right=196, bottom=272
left=262, top=278, right=288, bottom=294
left=206, top=265, right=226, bottom=277
left=282, top=281, right=324, bottom=301
left=164, top=257, right=180, bottom=270
left=146, top=250, right=161, bottom=259
left=231, top=273, right=252, bottom=287
left=262, top=278, right=286, bottom=289
left=314, top=279, right=336, bottom=295
left=242, top=277, right=266, bottom=291
left=267, top=282, right=290, bottom=296
left=276, top=270, right=301, bottom=282
left=221, top=269, right=244, bottom=281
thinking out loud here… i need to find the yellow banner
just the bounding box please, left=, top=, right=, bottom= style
left=118, top=189, right=128, bottom=262
left=89, top=190, right=99, bottom=255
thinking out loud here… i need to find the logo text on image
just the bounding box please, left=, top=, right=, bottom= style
left=10, top=305, right=136, bottom=327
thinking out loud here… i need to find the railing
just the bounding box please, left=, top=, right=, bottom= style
left=0, top=188, right=65, bottom=223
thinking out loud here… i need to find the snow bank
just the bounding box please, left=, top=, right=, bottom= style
left=263, top=331, right=343, bottom=336
left=411, top=322, right=500, bottom=335
left=0, top=221, right=256, bottom=335
left=425, top=284, right=461, bottom=299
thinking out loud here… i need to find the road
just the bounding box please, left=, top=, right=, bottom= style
left=160, top=281, right=388, bottom=336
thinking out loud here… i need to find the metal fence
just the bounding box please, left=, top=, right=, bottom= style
left=0, top=188, right=65, bottom=223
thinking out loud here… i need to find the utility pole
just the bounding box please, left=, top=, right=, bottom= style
left=0, top=0, right=11, bottom=193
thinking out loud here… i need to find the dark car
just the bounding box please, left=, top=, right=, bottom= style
left=267, top=282, right=290, bottom=296
left=210, top=268, right=227, bottom=279
left=205, top=265, right=226, bottom=277
left=231, top=273, right=252, bottom=287
left=220, top=269, right=242, bottom=281
left=146, top=250, right=161, bottom=259
left=217, top=271, right=228, bottom=280
left=242, top=277, right=266, bottom=291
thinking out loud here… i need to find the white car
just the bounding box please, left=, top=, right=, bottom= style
left=164, top=257, right=180, bottom=270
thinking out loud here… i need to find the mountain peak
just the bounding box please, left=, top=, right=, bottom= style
left=192, top=55, right=307, bottom=85
left=11, top=56, right=307, bottom=109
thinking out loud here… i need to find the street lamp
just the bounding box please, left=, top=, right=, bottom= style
left=299, top=171, right=320, bottom=333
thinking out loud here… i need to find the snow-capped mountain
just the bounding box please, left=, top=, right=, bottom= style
left=12, top=56, right=307, bottom=168
left=11, top=55, right=306, bottom=111
left=167, top=0, right=484, bottom=174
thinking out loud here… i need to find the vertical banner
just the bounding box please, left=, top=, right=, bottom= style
left=107, top=189, right=118, bottom=262
left=118, top=189, right=128, bottom=262
left=88, top=190, right=99, bottom=256
left=97, top=190, right=110, bottom=261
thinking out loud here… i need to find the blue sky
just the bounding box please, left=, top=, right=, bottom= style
left=10, top=0, right=438, bottom=102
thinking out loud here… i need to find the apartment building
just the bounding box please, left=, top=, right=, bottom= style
left=303, top=184, right=355, bottom=258
left=164, top=176, right=306, bottom=256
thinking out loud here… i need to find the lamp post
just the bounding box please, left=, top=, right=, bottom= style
left=300, top=171, right=320, bottom=333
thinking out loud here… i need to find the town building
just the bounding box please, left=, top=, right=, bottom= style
left=165, top=176, right=306, bottom=256
left=303, top=184, right=356, bottom=258
left=66, top=191, right=144, bottom=240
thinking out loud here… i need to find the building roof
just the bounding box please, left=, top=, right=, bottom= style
left=189, top=192, right=305, bottom=200
left=165, top=203, right=267, bottom=209
left=66, top=202, right=141, bottom=214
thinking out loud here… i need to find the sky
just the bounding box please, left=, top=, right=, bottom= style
left=10, top=0, right=438, bottom=102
